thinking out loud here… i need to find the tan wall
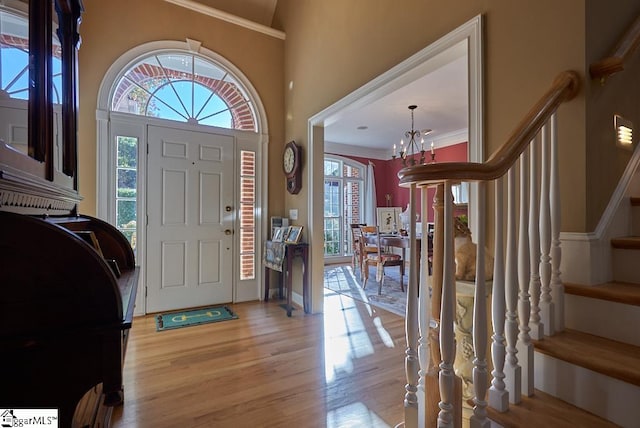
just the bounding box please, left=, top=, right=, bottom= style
left=585, top=1, right=640, bottom=230
left=77, top=0, right=284, bottom=216
left=273, top=0, right=587, bottom=239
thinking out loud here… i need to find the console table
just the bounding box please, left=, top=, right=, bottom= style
left=263, top=241, right=309, bottom=316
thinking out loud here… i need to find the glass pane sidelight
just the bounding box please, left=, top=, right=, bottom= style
left=323, top=156, right=364, bottom=258
left=324, top=179, right=341, bottom=256
left=239, top=150, right=256, bottom=280
left=115, top=135, right=138, bottom=253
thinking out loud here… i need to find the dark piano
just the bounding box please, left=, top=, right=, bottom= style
left=0, top=212, right=139, bottom=426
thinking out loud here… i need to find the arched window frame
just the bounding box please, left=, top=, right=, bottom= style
left=109, top=50, right=257, bottom=131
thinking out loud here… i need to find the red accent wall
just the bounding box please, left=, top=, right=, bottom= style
left=329, top=141, right=468, bottom=223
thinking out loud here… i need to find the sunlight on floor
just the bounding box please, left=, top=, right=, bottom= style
left=322, top=265, right=397, bottom=383
left=326, top=402, right=392, bottom=428
left=323, top=289, right=374, bottom=382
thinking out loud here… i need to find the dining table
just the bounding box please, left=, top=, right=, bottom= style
left=368, top=232, right=433, bottom=286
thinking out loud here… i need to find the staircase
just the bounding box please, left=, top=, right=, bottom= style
left=481, top=196, right=640, bottom=428
left=392, top=13, right=640, bottom=427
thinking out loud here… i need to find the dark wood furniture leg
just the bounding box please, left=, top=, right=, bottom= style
left=286, top=248, right=294, bottom=317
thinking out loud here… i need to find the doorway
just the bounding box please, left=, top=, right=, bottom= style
left=97, top=40, right=268, bottom=315
left=308, top=15, right=484, bottom=314
left=145, top=125, right=234, bottom=313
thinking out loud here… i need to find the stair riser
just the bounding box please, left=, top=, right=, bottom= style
left=612, top=248, right=640, bottom=283
left=534, top=352, right=640, bottom=428
left=565, top=294, right=640, bottom=346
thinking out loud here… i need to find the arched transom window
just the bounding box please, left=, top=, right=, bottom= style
left=111, top=51, right=257, bottom=131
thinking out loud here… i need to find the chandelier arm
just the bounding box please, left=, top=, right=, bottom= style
left=394, top=105, right=433, bottom=166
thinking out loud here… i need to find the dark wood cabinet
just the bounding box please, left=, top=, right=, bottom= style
left=0, top=2, right=138, bottom=427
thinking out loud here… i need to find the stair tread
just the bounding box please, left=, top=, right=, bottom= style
left=486, top=389, right=618, bottom=428
left=533, top=329, right=640, bottom=387
left=611, top=236, right=640, bottom=249
left=564, top=281, right=640, bottom=306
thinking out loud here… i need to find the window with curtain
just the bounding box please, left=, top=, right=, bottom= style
left=323, top=155, right=365, bottom=258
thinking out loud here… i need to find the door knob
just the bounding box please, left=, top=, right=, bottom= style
left=225, top=229, right=232, bottom=235
left=225, top=206, right=232, bottom=212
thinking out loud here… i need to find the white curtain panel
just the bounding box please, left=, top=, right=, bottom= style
left=364, top=161, right=377, bottom=226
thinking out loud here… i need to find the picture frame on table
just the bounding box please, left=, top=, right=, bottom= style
left=376, top=207, right=402, bottom=234
left=272, top=226, right=286, bottom=242
left=285, top=225, right=303, bottom=244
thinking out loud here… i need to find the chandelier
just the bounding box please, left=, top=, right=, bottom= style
left=392, top=105, right=434, bottom=166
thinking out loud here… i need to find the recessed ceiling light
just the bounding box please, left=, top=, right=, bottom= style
left=357, top=126, right=368, bottom=130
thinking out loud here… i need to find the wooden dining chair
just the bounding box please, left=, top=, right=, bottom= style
left=349, top=223, right=366, bottom=273
left=357, top=225, right=379, bottom=276
left=362, top=226, right=405, bottom=294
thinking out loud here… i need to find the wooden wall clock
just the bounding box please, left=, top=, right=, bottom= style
left=283, top=140, right=302, bottom=194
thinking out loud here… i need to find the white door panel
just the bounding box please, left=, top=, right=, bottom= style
left=146, top=125, right=234, bottom=313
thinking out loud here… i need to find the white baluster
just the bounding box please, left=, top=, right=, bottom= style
left=470, top=181, right=489, bottom=428
left=489, top=177, right=508, bottom=412
left=438, top=181, right=456, bottom=427
left=539, top=123, right=555, bottom=336
left=550, top=113, right=565, bottom=332
left=504, top=166, right=522, bottom=404
left=418, top=185, right=431, bottom=428
left=517, top=151, right=534, bottom=397
left=529, top=139, right=544, bottom=340
left=404, top=184, right=419, bottom=428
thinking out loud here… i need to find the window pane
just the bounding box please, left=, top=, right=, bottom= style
left=115, top=136, right=138, bottom=253
left=324, top=160, right=340, bottom=177
left=116, top=199, right=137, bottom=228
left=324, top=218, right=340, bottom=256
left=344, top=164, right=361, bottom=178
left=197, top=94, right=232, bottom=127
left=324, top=180, right=340, bottom=217
left=117, top=136, right=138, bottom=167
left=117, top=169, right=137, bottom=193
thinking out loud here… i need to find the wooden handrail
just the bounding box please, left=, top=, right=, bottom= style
left=590, top=15, right=640, bottom=82
left=397, top=70, right=580, bottom=186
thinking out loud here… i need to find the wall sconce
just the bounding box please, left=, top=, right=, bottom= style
left=615, top=114, right=634, bottom=150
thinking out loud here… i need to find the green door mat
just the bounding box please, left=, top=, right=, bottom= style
left=156, top=305, right=238, bottom=331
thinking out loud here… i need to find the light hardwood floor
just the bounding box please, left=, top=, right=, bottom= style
left=112, top=288, right=406, bottom=427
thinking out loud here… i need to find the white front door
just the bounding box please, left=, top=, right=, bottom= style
left=146, top=125, right=234, bottom=313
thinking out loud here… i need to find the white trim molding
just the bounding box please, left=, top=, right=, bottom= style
left=163, top=0, right=286, bottom=40
left=560, top=142, right=640, bottom=285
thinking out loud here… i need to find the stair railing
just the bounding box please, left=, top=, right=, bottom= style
left=397, top=70, right=580, bottom=428
left=590, top=15, right=640, bottom=83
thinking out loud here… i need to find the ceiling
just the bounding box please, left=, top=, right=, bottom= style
left=189, top=0, right=469, bottom=156
left=324, top=52, right=468, bottom=156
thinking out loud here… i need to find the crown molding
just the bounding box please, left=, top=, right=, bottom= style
left=163, top=0, right=286, bottom=40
